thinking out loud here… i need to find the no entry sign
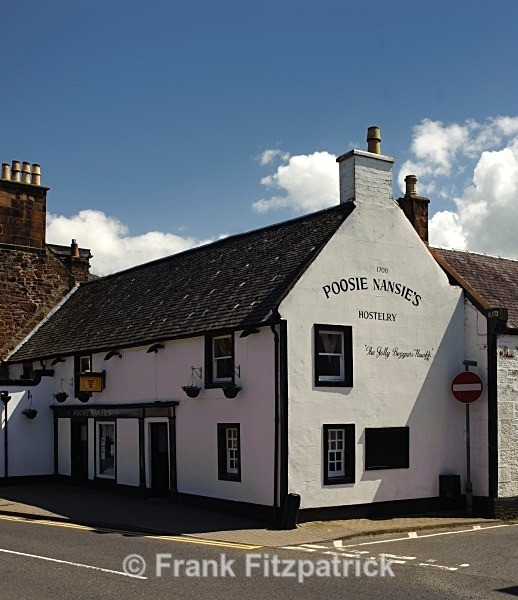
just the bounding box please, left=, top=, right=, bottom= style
left=451, top=371, right=483, bottom=403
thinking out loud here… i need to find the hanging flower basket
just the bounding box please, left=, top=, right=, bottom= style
left=182, top=385, right=201, bottom=398
left=22, top=408, right=38, bottom=419
left=53, top=391, right=68, bottom=403
left=77, top=391, right=91, bottom=403
left=222, top=383, right=242, bottom=399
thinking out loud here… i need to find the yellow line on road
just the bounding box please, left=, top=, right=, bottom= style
left=0, top=514, right=260, bottom=550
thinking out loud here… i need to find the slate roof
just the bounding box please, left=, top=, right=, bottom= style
left=9, top=203, right=354, bottom=362
left=432, top=248, right=518, bottom=329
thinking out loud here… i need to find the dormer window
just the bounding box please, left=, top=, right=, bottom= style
left=74, top=354, right=93, bottom=398
left=79, top=355, right=92, bottom=373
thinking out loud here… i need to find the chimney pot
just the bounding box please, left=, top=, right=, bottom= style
left=11, top=160, right=21, bottom=182
left=1, top=163, right=10, bottom=180
left=31, top=164, right=41, bottom=186
left=405, top=174, right=417, bottom=196
left=21, top=162, right=31, bottom=184
left=71, top=239, right=80, bottom=258
left=367, top=126, right=381, bottom=154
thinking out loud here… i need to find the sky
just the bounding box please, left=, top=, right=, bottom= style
left=2, top=0, right=518, bottom=275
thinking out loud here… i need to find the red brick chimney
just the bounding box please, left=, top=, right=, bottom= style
left=397, top=175, right=430, bottom=243
left=0, top=161, right=48, bottom=249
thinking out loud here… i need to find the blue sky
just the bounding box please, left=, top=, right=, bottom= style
left=2, top=0, right=518, bottom=273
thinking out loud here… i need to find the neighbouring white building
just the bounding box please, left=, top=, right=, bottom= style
left=1, top=127, right=516, bottom=521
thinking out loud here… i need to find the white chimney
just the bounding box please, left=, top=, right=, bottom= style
left=336, top=126, right=394, bottom=205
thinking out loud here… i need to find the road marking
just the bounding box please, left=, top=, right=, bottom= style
left=0, top=515, right=260, bottom=550
left=341, top=523, right=515, bottom=547
left=384, top=553, right=417, bottom=560
left=302, top=544, right=330, bottom=549
left=147, top=534, right=259, bottom=550
left=0, top=547, right=146, bottom=579
left=418, top=562, right=458, bottom=572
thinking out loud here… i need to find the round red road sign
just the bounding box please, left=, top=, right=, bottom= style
left=451, top=371, right=484, bottom=403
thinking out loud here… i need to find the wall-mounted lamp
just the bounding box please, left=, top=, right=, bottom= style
left=147, top=343, right=164, bottom=354
left=104, top=350, right=122, bottom=361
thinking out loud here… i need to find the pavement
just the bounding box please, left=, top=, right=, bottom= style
left=0, top=482, right=505, bottom=547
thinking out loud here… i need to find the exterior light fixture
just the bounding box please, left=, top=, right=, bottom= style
left=104, top=350, right=122, bottom=361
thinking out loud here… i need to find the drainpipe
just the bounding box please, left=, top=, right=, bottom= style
left=1, top=391, right=11, bottom=479
left=486, top=307, right=507, bottom=516
left=270, top=324, right=280, bottom=516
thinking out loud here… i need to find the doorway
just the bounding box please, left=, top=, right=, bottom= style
left=71, top=420, right=88, bottom=482
left=149, top=422, right=170, bottom=496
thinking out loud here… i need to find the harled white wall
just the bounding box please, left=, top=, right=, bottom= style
left=0, top=378, right=54, bottom=477
left=280, top=198, right=469, bottom=509
left=117, top=418, right=140, bottom=486
left=50, top=326, right=276, bottom=505
left=57, top=418, right=71, bottom=476
left=464, top=300, right=489, bottom=497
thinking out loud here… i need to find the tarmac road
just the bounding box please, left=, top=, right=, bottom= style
left=0, top=515, right=516, bottom=599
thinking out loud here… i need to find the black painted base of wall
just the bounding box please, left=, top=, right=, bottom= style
left=3, top=475, right=510, bottom=525
left=298, top=495, right=494, bottom=522
left=0, top=474, right=55, bottom=486
left=173, top=491, right=277, bottom=523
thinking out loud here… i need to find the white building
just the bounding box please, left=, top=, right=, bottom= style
left=1, top=127, right=516, bottom=521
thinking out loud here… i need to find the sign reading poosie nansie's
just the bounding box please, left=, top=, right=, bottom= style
left=322, top=275, right=422, bottom=306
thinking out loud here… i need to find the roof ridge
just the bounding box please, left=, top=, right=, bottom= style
left=431, top=246, right=518, bottom=263
left=84, top=203, right=351, bottom=284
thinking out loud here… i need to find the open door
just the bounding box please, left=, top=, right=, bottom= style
left=150, top=422, right=170, bottom=496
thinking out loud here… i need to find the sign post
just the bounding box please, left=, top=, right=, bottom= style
left=451, top=362, right=483, bottom=515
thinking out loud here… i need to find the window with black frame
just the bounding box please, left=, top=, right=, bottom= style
left=206, top=333, right=234, bottom=386
left=323, top=424, right=355, bottom=484
left=314, top=324, right=353, bottom=387
left=217, top=423, right=241, bottom=481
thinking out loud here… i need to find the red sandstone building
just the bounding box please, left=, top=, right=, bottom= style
left=0, top=160, right=92, bottom=364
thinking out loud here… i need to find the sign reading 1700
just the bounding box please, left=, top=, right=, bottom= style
left=322, top=275, right=422, bottom=307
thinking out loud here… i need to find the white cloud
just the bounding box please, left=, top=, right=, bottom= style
left=47, top=210, right=218, bottom=276
left=428, top=210, right=466, bottom=250
left=397, top=116, right=518, bottom=193
left=448, top=142, right=518, bottom=257
left=252, top=151, right=338, bottom=213
left=258, top=148, right=290, bottom=166
left=400, top=117, right=518, bottom=258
